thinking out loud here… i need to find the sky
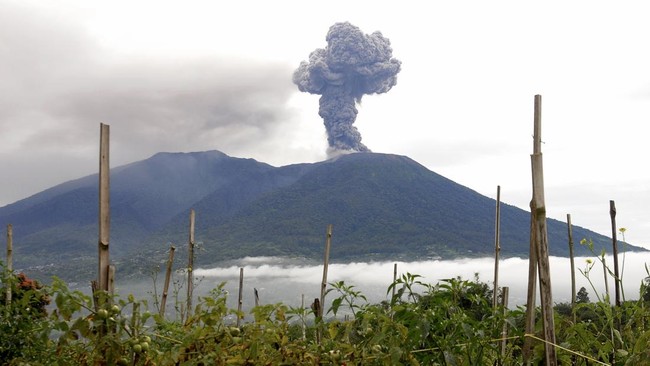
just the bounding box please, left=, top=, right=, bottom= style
left=2, top=1, right=650, bottom=249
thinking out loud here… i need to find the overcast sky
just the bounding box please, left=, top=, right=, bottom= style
left=2, top=1, right=650, bottom=249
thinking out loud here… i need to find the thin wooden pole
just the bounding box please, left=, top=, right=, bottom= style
left=160, top=245, right=176, bottom=317
left=6, top=224, right=13, bottom=304
left=500, top=286, right=510, bottom=361
left=186, top=209, right=195, bottom=320
left=301, top=294, right=306, bottom=340
left=254, top=288, right=260, bottom=307
left=567, top=214, right=576, bottom=323
left=493, top=185, right=502, bottom=309
left=392, top=263, right=398, bottom=300
left=610, top=200, right=621, bottom=306
left=98, top=123, right=110, bottom=293
left=530, top=94, right=556, bottom=365
left=319, top=224, right=333, bottom=319
left=237, top=267, right=244, bottom=327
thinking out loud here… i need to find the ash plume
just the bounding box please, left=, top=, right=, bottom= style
left=293, top=22, right=401, bottom=153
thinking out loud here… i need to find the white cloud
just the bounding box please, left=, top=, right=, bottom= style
left=190, top=253, right=650, bottom=312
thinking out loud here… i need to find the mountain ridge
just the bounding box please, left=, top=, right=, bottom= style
left=0, top=150, right=642, bottom=282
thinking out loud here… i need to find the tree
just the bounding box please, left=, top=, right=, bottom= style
left=576, top=287, right=590, bottom=304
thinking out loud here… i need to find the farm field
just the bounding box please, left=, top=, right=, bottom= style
left=3, top=250, right=650, bottom=365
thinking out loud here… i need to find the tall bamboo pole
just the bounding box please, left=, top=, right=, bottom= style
left=237, top=267, right=244, bottom=327
left=98, top=123, right=110, bottom=293
left=529, top=94, right=556, bottom=365
left=187, top=209, right=195, bottom=319
left=6, top=224, right=13, bottom=304
left=610, top=200, right=621, bottom=306
left=319, top=224, right=333, bottom=319
left=160, top=245, right=176, bottom=317
left=567, top=214, right=576, bottom=323
left=493, top=185, right=502, bottom=309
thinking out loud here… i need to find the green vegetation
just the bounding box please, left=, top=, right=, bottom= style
left=3, top=256, right=650, bottom=365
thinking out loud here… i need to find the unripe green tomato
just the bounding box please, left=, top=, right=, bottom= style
left=140, top=342, right=149, bottom=352
left=329, top=350, right=341, bottom=361
left=232, top=337, right=242, bottom=344
left=96, top=309, right=109, bottom=319
left=116, top=358, right=129, bottom=366
left=142, top=335, right=151, bottom=343
left=132, top=344, right=142, bottom=353
left=111, top=305, right=120, bottom=314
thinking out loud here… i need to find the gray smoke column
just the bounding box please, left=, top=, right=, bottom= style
left=293, top=22, right=401, bottom=152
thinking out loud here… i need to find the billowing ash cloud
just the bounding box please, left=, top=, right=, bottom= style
left=293, top=22, right=401, bottom=152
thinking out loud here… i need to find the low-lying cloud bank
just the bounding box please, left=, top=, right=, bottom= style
left=191, top=252, right=650, bottom=311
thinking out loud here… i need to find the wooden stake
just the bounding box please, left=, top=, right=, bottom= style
left=98, top=123, right=110, bottom=293
left=301, top=294, right=306, bottom=340
left=237, top=267, right=244, bottom=327
left=392, top=263, right=398, bottom=300
left=319, top=224, right=333, bottom=319
left=108, top=265, right=115, bottom=300
left=6, top=224, right=13, bottom=304
left=160, top=245, right=176, bottom=317
left=493, top=185, right=502, bottom=309
left=528, top=95, right=557, bottom=365
left=254, top=288, right=260, bottom=307
left=567, top=214, right=576, bottom=323
left=610, top=200, right=621, bottom=306
left=523, top=207, right=537, bottom=364
left=186, top=209, right=196, bottom=320
left=500, top=286, right=510, bottom=361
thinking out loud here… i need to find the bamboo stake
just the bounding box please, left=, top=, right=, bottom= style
left=567, top=214, right=576, bottom=323
left=98, top=123, right=110, bottom=293
left=529, top=94, right=556, bottom=365
left=500, top=286, right=510, bottom=361
left=319, top=224, right=333, bottom=319
left=523, top=205, right=537, bottom=364
left=493, top=185, right=502, bottom=309
left=237, top=267, right=244, bottom=327
left=160, top=245, right=176, bottom=317
left=186, top=209, right=195, bottom=320
left=392, top=263, right=398, bottom=300
left=610, top=200, right=621, bottom=306
left=108, top=265, right=115, bottom=300
left=301, top=294, right=306, bottom=340
left=6, top=224, right=13, bottom=304
left=91, top=281, right=99, bottom=312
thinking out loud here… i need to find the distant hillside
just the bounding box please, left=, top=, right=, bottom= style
left=0, top=150, right=642, bottom=282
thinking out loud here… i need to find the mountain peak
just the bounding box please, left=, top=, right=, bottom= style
left=0, top=150, right=642, bottom=281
